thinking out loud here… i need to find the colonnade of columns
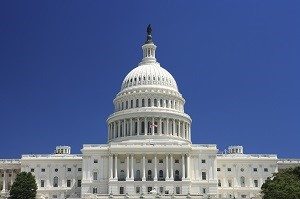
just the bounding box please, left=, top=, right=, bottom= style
left=1, top=169, right=17, bottom=193
left=108, top=117, right=191, bottom=141
left=109, top=154, right=190, bottom=181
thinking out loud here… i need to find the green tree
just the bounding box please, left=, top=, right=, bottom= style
left=261, top=166, right=300, bottom=199
left=10, top=171, right=37, bottom=199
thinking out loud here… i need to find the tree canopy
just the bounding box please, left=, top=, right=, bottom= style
left=261, top=166, right=300, bottom=199
left=10, top=171, right=37, bottom=199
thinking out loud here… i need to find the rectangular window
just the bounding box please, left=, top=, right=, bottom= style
left=30, top=168, right=34, bottom=172
left=40, top=180, right=44, bottom=187
left=227, top=168, right=231, bottom=171
left=53, top=195, right=57, bottom=198
left=254, top=180, right=258, bottom=187
left=120, top=187, right=124, bottom=194
left=41, top=168, right=45, bottom=172
left=159, top=159, right=163, bottom=163
left=148, top=159, right=152, bottom=163
left=175, top=159, right=179, bottom=163
left=67, top=168, right=71, bottom=172
left=253, top=168, right=258, bottom=172
left=78, top=168, right=82, bottom=172
left=94, top=159, right=98, bottom=163
left=264, top=168, right=268, bottom=172
left=176, top=187, right=180, bottom=194
left=217, top=168, right=221, bottom=171
left=77, top=180, right=81, bottom=187
left=136, top=187, right=140, bottom=193
left=93, top=172, right=98, bottom=180
left=67, top=180, right=71, bottom=187
left=93, top=188, right=97, bottom=194
left=228, top=179, right=232, bottom=187
left=202, top=188, right=206, bottom=194
left=202, top=172, right=206, bottom=180
left=159, top=187, right=164, bottom=194
left=202, top=159, right=206, bottom=163
left=218, top=179, right=221, bottom=187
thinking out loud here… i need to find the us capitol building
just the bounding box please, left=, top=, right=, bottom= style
left=0, top=26, right=299, bottom=199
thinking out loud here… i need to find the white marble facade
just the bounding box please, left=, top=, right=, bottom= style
left=1, top=27, right=299, bottom=199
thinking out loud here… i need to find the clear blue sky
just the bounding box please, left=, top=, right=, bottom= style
left=0, top=1, right=299, bottom=158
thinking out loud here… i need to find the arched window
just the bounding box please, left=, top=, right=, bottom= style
left=159, top=170, right=164, bottom=179
left=136, top=99, right=139, bottom=107
left=160, top=99, right=163, bottom=107
left=148, top=98, right=151, bottom=107
left=53, top=176, right=58, bottom=187
left=141, top=121, right=145, bottom=135
left=147, top=170, right=152, bottom=180
left=154, top=99, right=157, bottom=107
left=120, top=170, right=125, bottom=180
left=130, top=100, right=133, bottom=108
left=142, top=99, right=145, bottom=107
left=175, top=170, right=180, bottom=181
left=126, top=101, right=128, bottom=109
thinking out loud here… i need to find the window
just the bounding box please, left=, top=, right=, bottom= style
left=148, top=159, right=152, bottom=163
left=53, top=176, right=58, bottom=187
left=77, top=179, right=81, bottom=187
left=120, top=187, right=124, bottom=194
left=241, top=195, right=247, bottom=198
left=264, top=168, right=268, bottom=172
left=217, top=168, right=221, bottom=171
left=67, top=180, right=71, bottom=187
left=93, top=172, right=98, bottom=180
left=159, top=159, right=163, bottom=163
left=240, top=176, right=245, bottom=187
left=176, top=187, right=180, bottom=194
left=202, top=172, right=206, bottom=180
left=218, top=179, right=221, bottom=187
left=227, top=168, right=231, bottom=172
left=55, top=168, right=58, bottom=172
left=53, top=195, right=57, bottom=198
left=93, top=188, right=97, bottom=194
left=94, top=159, right=98, bottom=163
left=154, top=99, right=157, bottom=107
left=136, top=170, right=141, bottom=180
left=142, top=99, right=145, bottom=107
left=147, top=170, right=152, bottom=180
left=228, top=179, right=232, bottom=187
left=40, top=180, right=45, bottom=187
left=136, top=99, right=139, bottom=107
left=78, top=168, right=82, bottom=172
left=136, top=187, right=140, bottom=193
left=175, top=170, right=180, bottom=181
left=67, top=168, right=71, bottom=172
left=240, top=168, right=244, bottom=172
left=120, top=159, right=125, bottom=164
left=202, top=159, right=206, bottom=163
left=175, top=159, right=179, bottom=163
left=159, top=170, right=164, bottom=179
left=30, top=168, right=34, bottom=172
left=130, top=100, right=133, bottom=108
left=253, top=168, right=258, bottom=172
left=254, top=180, right=258, bottom=187
left=159, top=187, right=164, bottom=194
left=202, top=188, right=206, bottom=194
left=41, top=168, right=45, bottom=172
left=148, top=98, right=151, bottom=107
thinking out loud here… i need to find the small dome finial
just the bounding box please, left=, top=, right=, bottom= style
left=145, top=24, right=153, bottom=44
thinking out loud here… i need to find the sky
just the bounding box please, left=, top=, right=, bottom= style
left=0, top=1, right=299, bottom=159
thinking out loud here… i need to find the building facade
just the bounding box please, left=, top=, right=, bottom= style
left=0, top=26, right=299, bottom=199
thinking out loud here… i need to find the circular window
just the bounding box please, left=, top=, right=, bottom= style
left=241, top=168, right=244, bottom=172
left=55, top=168, right=58, bottom=172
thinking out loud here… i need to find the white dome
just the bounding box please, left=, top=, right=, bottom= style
left=121, top=63, right=178, bottom=91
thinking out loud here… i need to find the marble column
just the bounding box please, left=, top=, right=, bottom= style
left=182, top=154, right=185, bottom=179
left=2, top=169, right=6, bottom=192
left=170, top=154, right=174, bottom=180
left=166, top=155, right=169, bottom=179
left=109, top=155, right=113, bottom=179
left=154, top=155, right=157, bottom=181
left=142, top=155, right=146, bottom=181
left=131, top=155, right=134, bottom=179
left=126, top=155, right=130, bottom=180
left=114, top=155, right=118, bottom=179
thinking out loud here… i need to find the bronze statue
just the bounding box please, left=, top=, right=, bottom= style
left=147, top=24, right=152, bottom=35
